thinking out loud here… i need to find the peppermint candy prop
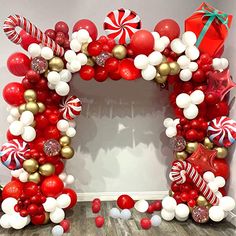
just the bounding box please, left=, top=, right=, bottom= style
left=0, top=139, right=29, bottom=170
left=104, top=8, right=141, bottom=44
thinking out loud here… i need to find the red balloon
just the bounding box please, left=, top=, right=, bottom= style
left=60, top=219, right=70, bottom=232
left=3, top=82, right=25, bottom=106
left=6, top=129, right=22, bottom=141
left=19, top=30, right=39, bottom=50
left=95, top=216, right=104, bottom=228
left=24, top=182, right=39, bottom=197
left=140, top=218, right=151, bottom=230
left=45, top=29, right=56, bottom=40
left=73, top=19, right=98, bottom=40
left=41, top=176, right=64, bottom=197
left=62, top=188, right=77, bottom=209
left=92, top=198, right=101, bottom=205
left=146, top=204, right=154, bottom=214
left=105, top=57, right=119, bottom=72
left=119, top=59, right=140, bottom=80
left=79, top=65, right=95, bottom=80
left=87, top=41, right=103, bottom=56
left=154, top=19, right=180, bottom=41
left=92, top=203, right=101, bottom=213
left=94, top=66, right=108, bottom=82
left=2, top=180, right=23, bottom=199
left=117, top=194, right=135, bottom=209
left=207, top=101, right=229, bottom=120
left=55, top=21, right=69, bottom=34
left=130, top=30, right=154, bottom=56
left=7, top=52, right=31, bottom=76
left=152, top=200, right=162, bottom=211
left=27, top=203, right=39, bottom=216
left=31, top=213, right=45, bottom=225
left=43, top=126, right=61, bottom=140
left=54, top=160, right=65, bottom=175
left=213, top=159, right=230, bottom=180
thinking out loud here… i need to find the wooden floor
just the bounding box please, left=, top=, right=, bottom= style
left=0, top=202, right=235, bottom=236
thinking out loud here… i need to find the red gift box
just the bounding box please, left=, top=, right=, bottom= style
left=185, top=2, right=233, bottom=57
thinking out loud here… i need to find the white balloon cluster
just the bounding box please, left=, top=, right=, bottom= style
left=47, top=69, right=72, bottom=96
left=109, top=208, right=131, bottom=220
left=28, top=43, right=54, bottom=60
left=134, top=51, right=163, bottom=80
left=134, top=199, right=149, bottom=213
left=163, top=117, right=180, bottom=138
left=59, top=172, right=75, bottom=186
left=57, top=119, right=77, bottom=138
left=9, top=110, right=36, bottom=142
left=11, top=168, right=29, bottom=183
left=152, top=32, right=170, bottom=52
left=171, top=31, right=199, bottom=81
left=212, top=58, right=229, bottom=71
left=176, top=90, right=205, bottom=120
left=0, top=198, right=30, bottom=229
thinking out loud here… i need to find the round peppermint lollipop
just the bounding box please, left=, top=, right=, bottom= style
left=0, top=139, right=29, bottom=170
left=207, top=116, right=236, bottom=147
left=104, top=8, right=141, bottom=44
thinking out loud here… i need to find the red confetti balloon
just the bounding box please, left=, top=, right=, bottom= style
left=119, top=59, right=140, bottom=80
left=117, top=194, right=135, bottom=209
left=41, top=176, right=64, bottom=197
left=2, top=180, right=23, bottom=199
left=140, top=218, right=151, bottom=230
left=95, top=215, right=104, bottom=228
left=19, top=30, right=39, bottom=51
left=62, top=188, right=77, bottom=209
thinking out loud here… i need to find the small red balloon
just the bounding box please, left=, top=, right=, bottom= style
left=94, top=66, right=108, bottom=82
left=87, top=41, right=103, bottom=56
left=24, top=182, right=39, bottom=197
left=41, top=176, right=64, bottom=197
left=31, top=213, right=45, bottom=225
left=60, top=219, right=70, bottom=232
left=92, top=203, right=101, bottom=213
left=19, top=30, right=39, bottom=51
left=140, top=218, right=151, bottom=230
left=146, top=205, right=154, bottom=214
left=213, top=159, right=230, bottom=180
left=92, top=198, right=101, bottom=205
left=95, top=216, right=104, bottom=228
left=2, top=180, right=23, bottom=199
left=27, top=203, right=39, bottom=216
left=152, top=200, right=162, bottom=211
left=62, top=188, right=77, bottom=209
left=55, top=21, right=69, bottom=34
left=43, top=126, right=61, bottom=140
left=105, top=57, right=119, bottom=72
left=117, top=194, right=135, bottom=209
left=119, top=59, right=140, bottom=80
left=79, top=65, right=95, bottom=80
left=45, top=29, right=56, bottom=40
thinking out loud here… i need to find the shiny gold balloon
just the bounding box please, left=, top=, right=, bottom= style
left=81, top=43, right=89, bottom=55
left=186, top=142, right=198, bottom=154
left=44, top=70, right=50, bottom=78
left=61, top=146, right=74, bottom=159
left=169, top=190, right=174, bottom=197
left=39, top=163, right=55, bottom=176
left=155, top=73, right=167, bottom=84
left=196, top=196, right=208, bottom=206
left=59, top=136, right=71, bottom=147
left=25, top=102, right=39, bottom=114
left=214, top=147, right=228, bottom=159
left=112, top=45, right=127, bottom=59
left=169, top=62, right=180, bottom=75
left=203, top=137, right=214, bottom=149
left=157, top=63, right=171, bottom=76
left=37, top=102, right=46, bottom=113
left=162, top=56, right=167, bottom=63
left=49, top=57, right=64, bottom=72
left=175, top=151, right=188, bottom=160
left=28, top=172, right=41, bottom=184
left=18, top=104, right=26, bottom=114
left=24, top=89, right=37, bottom=102
left=43, top=212, right=50, bottom=224
left=86, top=57, right=95, bottom=66
left=23, top=159, right=39, bottom=173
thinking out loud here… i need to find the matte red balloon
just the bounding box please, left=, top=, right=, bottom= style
left=92, top=203, right=101, bottom=213
left=95, top=216, right=104, bottom=228
left=154, top=19, right=180, bottom=41
left=19, top=30, right=39, bottom=51
left=3, top=82, right=25, bottom=106
left=7, top=52, right=31, bottom=76
left=130, top=30, right=154, bottom=56
left=119, top=59, right=140, bottom=80
left=117, top=194, right=135, bottom=209
left=2, top=180, right=23, bottom=199
left=41, top=176, right=64, bottom=197
left=55, top=21, right=69, bottom=34
left=73, top=19, right=98, bottom=40
left=62, top=188, right=77, bottom=209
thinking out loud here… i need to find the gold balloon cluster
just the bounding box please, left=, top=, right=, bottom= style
left=175, top=142, right=198, bottom=161
left=59, top=135, right=74, bottom=159
left=112, top=45, right=127, bottom=60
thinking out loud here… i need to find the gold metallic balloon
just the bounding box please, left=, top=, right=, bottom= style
left=169, top=62, right=180, bottom=75
left=86, top=57, right=95, bottom=66
left=37, top=102, right=46, bottom=113
left=18, top=104, right=26, bottom=114
left=203, top=137, right=214, bottom=149
left=39, top=163, right=55, bottom=176
left=175, top=151, right=188, bottom=160
left=43, top=212, right=50, bottom=224
left=162, top=56, right=167, bottom=63
left=169, top=190, right=174, bottom=197
left=59, top=136, right=71, bottom=147
left=25, top=102, right=39, bottom=115
left=28, top=172, right=41, bottom=184
left=112, top=45, right=127, bottom=59
left=24, top=89, right=37, bottom=102
left=44, top=70, right=50, bottom=78
left=23, top=159, right=39, bottom=174
left=196, top=196, right=208, bottom=206
left=155, top=73, right=167, bottom=84
left=157, top=63, right=171, bottom=76
left=81, top=43, right=89, bottom=56
left=186, top=142, right=198, bottom=154
left=61, top=146, right=74, bottom=159
left=49, top=57, right=64, bottom=72
left=214, top=147, right=228, bottom=159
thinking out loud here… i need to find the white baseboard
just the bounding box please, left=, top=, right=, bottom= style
left=226, top=211, right=236, bottom=226
left=77, top=191, right=169, bottom=202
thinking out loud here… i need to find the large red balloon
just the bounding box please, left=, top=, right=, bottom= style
left=2, top=180, right=23, bottom=199
left=41, top=176, right=64, bottom=197
left=119, top=59, right=140, bottom=80
left=130, top=30, right=154, bottom=56
left=213, top=159, right=230, bottom=180
left=73, top=19, right=98, bottom=40
left=117, top=194, right=135, bottom=209
left=62, top=188, right=77, bottom=209
left=3, top=82, right=25, bottom=106
left=154, top=19, right=180, bottom=41
left=19, top=30, right=39, bottom=51
left=7, top=52, right=31, bottom=76
left=24, top=182, right=39, bottom=197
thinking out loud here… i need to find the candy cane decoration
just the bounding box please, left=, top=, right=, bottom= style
left=170, top=161, right=219, bottom=205
left=3, top=14, right=64, bottom=56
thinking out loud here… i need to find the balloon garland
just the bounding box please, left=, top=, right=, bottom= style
left=0, top=3, right=236, bottom=233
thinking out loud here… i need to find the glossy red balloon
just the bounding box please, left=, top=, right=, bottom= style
left=140, top=218, right=151, bottom=230
left=2, top=180, right=23, bottom=199
left=94, top=66, right=108, bottom=82
left=213, top=159, right=230, bottom=180
left=54, top=160, right=65, bottom=175
left=3, top=82, right=25, bottom=106
left=130, top=30, right=154, bottom=56
left=55, top=21, right=69, bottom=34
left=7, top=52, right=31, bottom=76
left=95, top=216, right=104, bottom=228
left=43, top=126, right=61, bottom=140
left=119, top=59, right=140, bottom=80
left=41, top=176, right=64, bottom=197
left=154, top=19, right=180, bottom=41
left=60, top=219, right=70, bottom=232
left=62, top=188, right=77, bottom=209
left=152, top=200, right=162, bottom=211
left=92, top=203, right=101, bottom=213
left=31, top=213, right=45, bottom=225
left=117, top=194, right=135, bottom=209
left=24, top=182, right=39, bottom=197
left=19, top=30, right=39, bottom=51
left=79, top=65, right=95, bottom=80
left=73, top=19, right=98, bottom=40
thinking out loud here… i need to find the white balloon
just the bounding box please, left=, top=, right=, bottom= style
left=215, top=191, right=223, bottom=199
left=57, top=194, right=71, bottom=209
left=209, top=206, right=224, bottom=222
left=185, top=46, right=200, bottom=61
left=161, top=209, right=175, bottom=221
left=50, top=208, right=65, bottom=223
left=175, top=215, right=188, bottom=221
left=28, top=43, right=41, bottom=57
left=70, top=39, right=82, bottom=52
left=190, top=90, right=205, bottom=105
left=41, top=47, right=54, bottom=60
left=141, top=65, right=156, bottom=81
left=170, top=39, right=186, bottom=54
left=154, top=39, right=166, bottom=52
left=183, top=104, right=199, bottom=120
left=120, top=209, right=131, bottom=220
left=70, top=60, right=81, bottom=72
left=77, top=29, right=90, bottom=43
left=179, top=69, right=192, bottom=82
left=7, top=115, right=16, bottom=123
left=221, top=58, right=229, bottom=69
left=151, top=215, right=162, bottom=226
left=160, top=36, right=170, bottom=47
left=0, top=214, right=11, bottom=228
left=52, top=225, right=64, bottom=236
left=182, top=31, right=197, bottom=46
left=10, top=107, right=20, bottom=118
left=72, top=32, right=78, bottom=39
left=11, top=169, right=23, bottom=178
left=188, top=62, right=198, bottom=72
left=22, top=126, right=36, bottom=142
left=219, top=196, right=236, bottom=212
left=64, top=50, right=76, bottom=63
left=59, top=172, right=67, bottom=181
left=173, top=118, right=180, bottom=126
left=214, top=176, right=226, bottom=188
left=163, top=118, right=174, bottom=128
left=20, top=111, right=34, bottom=126
left=175, top=204, right=190, bottom=218
left=1, top=197, right=17, bottom=214
left=166, top=127, right=177, bottom=138
left=19, top=171, right=29, bottom=182
left=76, top=53, right=88, bottom=65
left=148, top=51, right=163, bottom=66
left=176, top=93, right=191, bottom=108
left=151, top=31, right=160, bottom=40
left=57, top=119, right=69, bottom=132
left=9, top=120, right=24, bottom=136
left=66, top=175, right=75, bottom=185
left=43, top=197, right=57, bottom=212
left=134, top=199, right=149, bottom=213
left=60, top=69, right=72, bottom=82
left=48, top=82, right=56, bottom=90
left=48, top=71, right=61, bottom=85
left=10, top=214, right=29, bottom=229
left=134, top=55, right=149, bottom=69
left=55, top=81, right=70, bottom=96
left=162, top=196, right=177, bottom=212
left=66, top=127, right=76, bottom=137
left=109, top=208, right=121, bottom=219
left=203, top=171, right=215, bottom=183
left=177, top=56, right=191, bottom=69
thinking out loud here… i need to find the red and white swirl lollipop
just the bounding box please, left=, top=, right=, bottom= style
left=60, top=95, right=82, bottom=120
left=207, top=116, right=236, bottom=147
left=0, top=139, right=29, bottom=170
left=104, top=8, right=141, bottom=44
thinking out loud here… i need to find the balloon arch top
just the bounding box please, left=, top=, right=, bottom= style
left=0, top=3, right=236, bottom=233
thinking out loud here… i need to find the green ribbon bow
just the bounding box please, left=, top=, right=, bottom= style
left=195, top=5, right=229, bottom=47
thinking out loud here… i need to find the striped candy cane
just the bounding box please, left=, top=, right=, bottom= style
left=170, top=161, right=219, bottom=205
left=3, top=14, right=64, bottom=56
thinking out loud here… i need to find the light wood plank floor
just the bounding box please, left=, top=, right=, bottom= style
left=0, top=202, right=235, bottom=236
